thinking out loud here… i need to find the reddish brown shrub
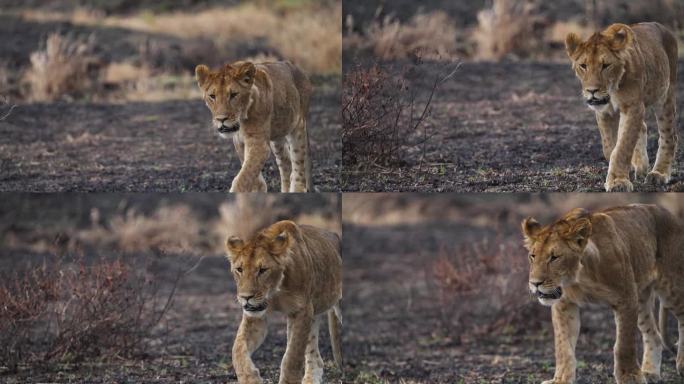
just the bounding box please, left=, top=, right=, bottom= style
left=0, top=255, right=176, bottom=373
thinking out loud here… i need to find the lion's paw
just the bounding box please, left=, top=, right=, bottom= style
left=616, top=372, right=646, bottom=384
left=645, top=171, right=669, bottom=187
left=541, top=380, right=571, bottom=384
left=642, top=371, right=661, bottom=382
left=605, top=178, right=634, bottom=192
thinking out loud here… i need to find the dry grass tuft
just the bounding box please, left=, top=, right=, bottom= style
left=346, top=11, right=459, bottom=61
left=214, top=195, right=275, bottom=245
left=473, top=0, right=546, bottom=61
left=78, top=205, right=202, bottom=254
left=24, top=32, right=103, bottom=101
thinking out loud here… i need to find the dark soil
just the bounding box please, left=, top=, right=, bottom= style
left=0, top=86, right=340, bottom=192
left=338, top=198, right=684, bottom=383
left=0, top=194, right=349, bottom=383
left=342, top=60, right=684, bottom=192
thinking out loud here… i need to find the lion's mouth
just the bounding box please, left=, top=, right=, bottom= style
left=218, top=123, right=240, bottom=134
left=587, top=97, right=609, bottom=106
left=243, top=302, right=267, bottom=312
left=537, top=287, right=563, bottom=300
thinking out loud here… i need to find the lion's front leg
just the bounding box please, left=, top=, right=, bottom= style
left=232, top=133, right=267, bottom=192
left=232, top=315, right=268, bottom=384
left=303, top=316, right=324, bottom=384
left=605, top=104, right=645, bottom=192
left=545, top=300, right=580, bottom=384
left=596, top=110, right=619, bottom=162
left=279, top=306, right=314, bottom=384
left=231, top=137, right=270, bottom=193
left=613, top=305, right=646, bottom=384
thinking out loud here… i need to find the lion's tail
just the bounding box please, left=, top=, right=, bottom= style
left=328, top=302, right=343, bottom=371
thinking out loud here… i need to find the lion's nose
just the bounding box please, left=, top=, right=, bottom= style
left=216, top=117, right=228, bottom=124
left=240, top=294, right=255, bottom=302
left=530, top=280, right=543, bottom=288
left=585, top=88, right=599, bottom=95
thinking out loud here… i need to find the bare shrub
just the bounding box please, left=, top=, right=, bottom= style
left=0, top=256, right=175, bottom=373
left=24, top=32, right=103, bottom=101
left=347, top=11, right=459, bottom=61
left=429, top=232, right=544, bottom=338
left=342, top=61, right=456, bottom=169
left=473, top=0, right=547, bottom=61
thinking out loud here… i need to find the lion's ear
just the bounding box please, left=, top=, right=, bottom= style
left=234, top=62, right=256, bottom=87
left=603, top=23, right=634, bottom=51
left=561, top=218, right=592, bottom=251
left=521, top=217, right=542, bottom=249
left=226, top=235, right=244, bottom=258
left=195, top=64, right=210, bottom=88
left=565, top=32, right=582, bottom=58
left=269, top=231, right=291, bottom=256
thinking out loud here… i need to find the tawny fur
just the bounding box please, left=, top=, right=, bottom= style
left=196, top=61, right=313, bottom=192
left=566, top=22, right=678, bottom=192
left=225, top=221, right=342, bottom=384
left=522, top=204, right=684, bottom=384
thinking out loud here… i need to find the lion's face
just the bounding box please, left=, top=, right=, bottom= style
left=225, top=221, right=294, bottom=318
left=566, top=24, right=634, bottom=112
left=195, top=62, right=256, bottom=137
left=521, top=209, right=592, bottom=306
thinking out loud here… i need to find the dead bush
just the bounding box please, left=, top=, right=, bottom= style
left=429, top=232, right=544, bottom=338
left=0, top=255, right=175, bottom=373
left=24, top=32, right=103, bottom=101
left=347, top=11, right=459, bottom=61
left=342, top=61, right=456, bottom=169
left=473, top=0, right=548, bottom=60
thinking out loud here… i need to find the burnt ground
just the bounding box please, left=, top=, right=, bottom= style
left=342, top=60, right=684, bottom=192
left=0, top=12, right=341, bottom=192
left=0, top=84, right=340, bottom=192
left=338, top=217, right=684, bottom=384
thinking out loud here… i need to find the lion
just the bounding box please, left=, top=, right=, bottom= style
left=522, top=204, right=684, bottom=384
left=565, top=23, right=678, bottom=192
left=225, top=220, right=342, bottom=384
left=195, top=61, right=313, bottom=192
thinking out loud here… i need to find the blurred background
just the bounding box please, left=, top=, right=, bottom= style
left=341, top=0, right=684, bottom=193
left=0, top=193, right=341, bottom=383
left=0, top=0, right=341, bottom=192
left=342, top=193, right=684, bottom=383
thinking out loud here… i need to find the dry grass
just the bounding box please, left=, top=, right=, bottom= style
left=0, top=255, right=175, bottom=373
left=21, top=3, right=341, bottom=75
left=24, top=32, right=103, bottom=101
left=472, top=0, right=546, bottom=61
left=345, top=11, right=459, bottom=61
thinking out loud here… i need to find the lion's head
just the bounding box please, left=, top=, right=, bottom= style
left=565, top=24, right=635, bottom=112
left=195, top=61, right=256, bottom=137
left=521, top=208, right=593, bottom=306
left=225, top=220, right=297, bottom=317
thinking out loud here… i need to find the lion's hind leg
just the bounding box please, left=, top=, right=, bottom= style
left=270, top=138, right=292, bottom=192
left=648, top=88, right=678, bottom=187
left=631, top=122, right=649, bottom=180
left=637, top=288, right=662, bottom=381
left=285, top=118, right=310, bottom=192
left=302, top=316, right=324, bottom=384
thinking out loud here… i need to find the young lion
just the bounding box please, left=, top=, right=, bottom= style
left=195, top=61, right=313, bottom=192
left=522, top=204, right=684, bottom=384
left=565, top=23, right=678, bottom=192
left=225, top=220, right=342, bottom=384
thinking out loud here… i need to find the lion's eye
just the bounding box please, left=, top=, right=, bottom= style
left=229, top=91, right=238, bottom=100
left=208, top=94, right=216, bottom=101
left=579, top=63, right=587, bottom=70
left=236, top=267, right=243, bottom=273
left=602, top=63, right=610, bottom=70
left=258, top=267, right=268, bottom=276
left=549, top=255, right=559, bottom=262
left=529, top=254, right=535, bottom=261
